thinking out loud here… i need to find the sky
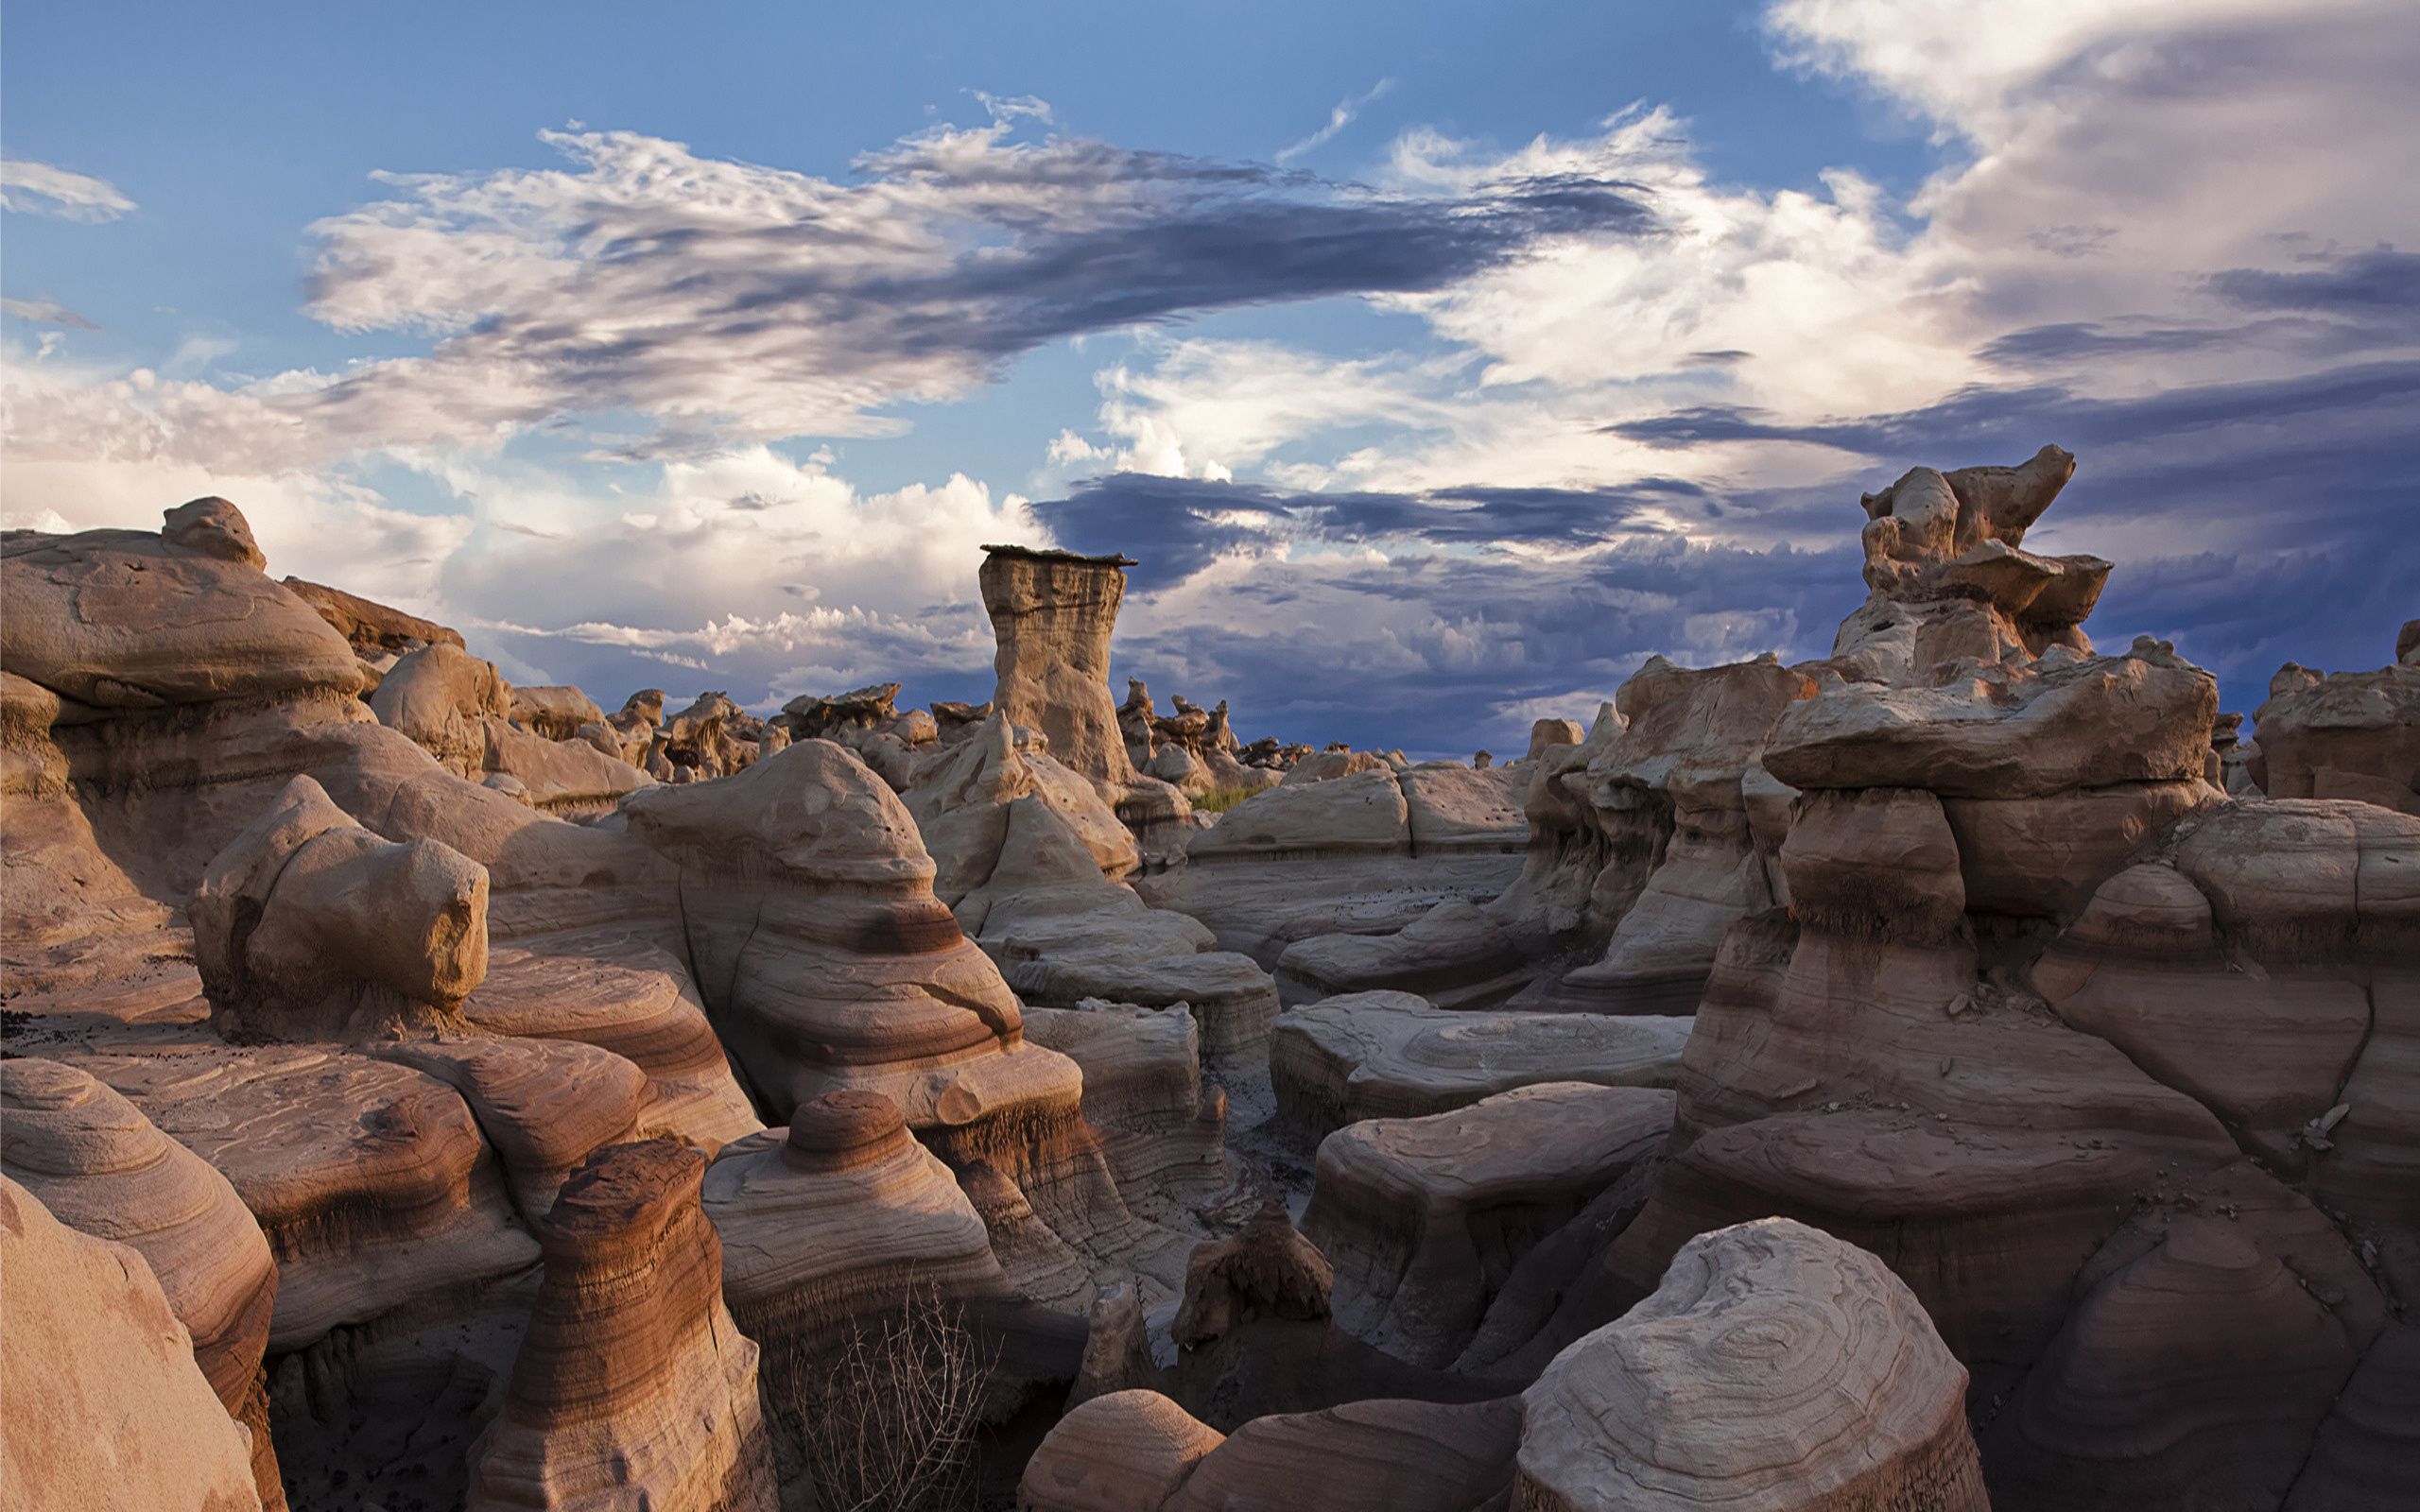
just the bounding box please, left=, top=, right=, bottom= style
left=6, top=0, right=2415, bottom=756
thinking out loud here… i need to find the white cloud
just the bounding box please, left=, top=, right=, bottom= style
left=1277, top=77, right=1395, bottom=164
left=0, top=160, right=135, bottom=222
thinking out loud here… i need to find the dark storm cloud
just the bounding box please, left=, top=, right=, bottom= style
left=299, top=127, right=1658, bottom=454
left=1030, top=472, right=1709, bottom=591
left=2208, top=247, right=2420, bottom=314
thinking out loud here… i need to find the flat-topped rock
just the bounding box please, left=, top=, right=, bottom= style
left=1270, top=990, right=1692, bottom=1138
left=1305, top=1083, right=1674, bottom=1367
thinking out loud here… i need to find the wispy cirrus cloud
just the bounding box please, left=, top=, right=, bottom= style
left=1276, top=77, right=1396, bottom=164
left=0, top=159, right=135, bottom=222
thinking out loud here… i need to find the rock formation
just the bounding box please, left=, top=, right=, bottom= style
left=979, top=544, right=1192, bottom=848
left=0, top=1059, right=285, bottom=1507
left=7, top=458, right=2413, bottom=1511
left=1305, top=1083, right=1673, bottom=1368
left=466, top=1140, right=776, bottom=1512
left=2250, top=622, right=2420, bottom=814
left=1270, top=990, right=1689, bottom=1138
left=191, top=773, right=490, bottom=1040
left=1517, top=1218, right=1987, bottom=1510
left=0, top=1176, right=269, bottom=1512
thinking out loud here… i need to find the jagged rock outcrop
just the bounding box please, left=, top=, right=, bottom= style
left=191, top=773, right=489, bottom=1040
left=2250, top=622, right=2420, bottom=814
left=1264, top=653, right=1811, bottom=1014
left=0, top=1176, right=268, bottom=1512
left=1117, top=678, right=1285, bottom=799
left=371, top=644, right=651, bottom=812
left=467, top=1140, right=775, bottom=1512
left=0, top=1059, right=285, bottom=1508
left=1305, top=1083, right=1673, bottom=1368
left=1270, top=990, right=1690, bottom=1139
left=1518, top=1218, right=1988, bottom=1510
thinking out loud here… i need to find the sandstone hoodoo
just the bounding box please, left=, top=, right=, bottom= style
left=6, top=439, right=2413, bottom=1512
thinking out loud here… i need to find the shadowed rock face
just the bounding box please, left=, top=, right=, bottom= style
left=1025, top=1220, right=1978, bottom=1512
left=1305, top=1083, right=1673, bottom=1369
left=468, top=1140, right=776, bottom=1512
left=0, top=1175, right=268, bottom=1512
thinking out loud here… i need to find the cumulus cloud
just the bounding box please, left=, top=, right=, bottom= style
left=0, top=160, right=135, bottom=222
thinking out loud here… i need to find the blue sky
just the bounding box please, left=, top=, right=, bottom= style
left=6, top=1, right=2414, bottom=753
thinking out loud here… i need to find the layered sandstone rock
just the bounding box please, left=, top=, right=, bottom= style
left=371, top=644, right=651, bottom=812
left=0, top=1176, right=268, bottom=1512
left=467, top=1141, right=775, bottom=1512
left=621, top=739, right=1148, bottom=1300
left=2250, top=624, right=2420, bottom=815
left=1267, top=653, right=1811, bottom=1015
left=374, top=1036, right=649, bottom=1222
left=1518, top=1218, right=1988, bottom=1511
left=903, top=714, right=1282, bottom=1058
left=66, top=1043, right=539, bottom=1352
left=702, top=1092, right=1016, bottom=1354
left=981, top=545, right=1143, bottom=790
left=1270, top=990, right=1690, bottom=1139
left=1141, top=763, right=1526, bottom=971
left=1025, top=1002, right=1229, bottom=1213
left=1020, top=1390, right=1520, bottom=1512
left=0, top=1058, right=285, bottom=1506
left=191, top=773, right=489, bottom=1040
left=1305, top=1083, right=1673, bottom=1368
left=1017, top=1388, right=1226, bottom=1511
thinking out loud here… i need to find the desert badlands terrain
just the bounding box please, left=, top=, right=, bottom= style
left=2, top=447, right=2414, bottom=1510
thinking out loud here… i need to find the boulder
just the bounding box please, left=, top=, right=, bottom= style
left=190, top=774, right=489, bottom=1041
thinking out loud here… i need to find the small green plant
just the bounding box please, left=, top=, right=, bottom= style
left=1191, top=784, right=1258, bottom=815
